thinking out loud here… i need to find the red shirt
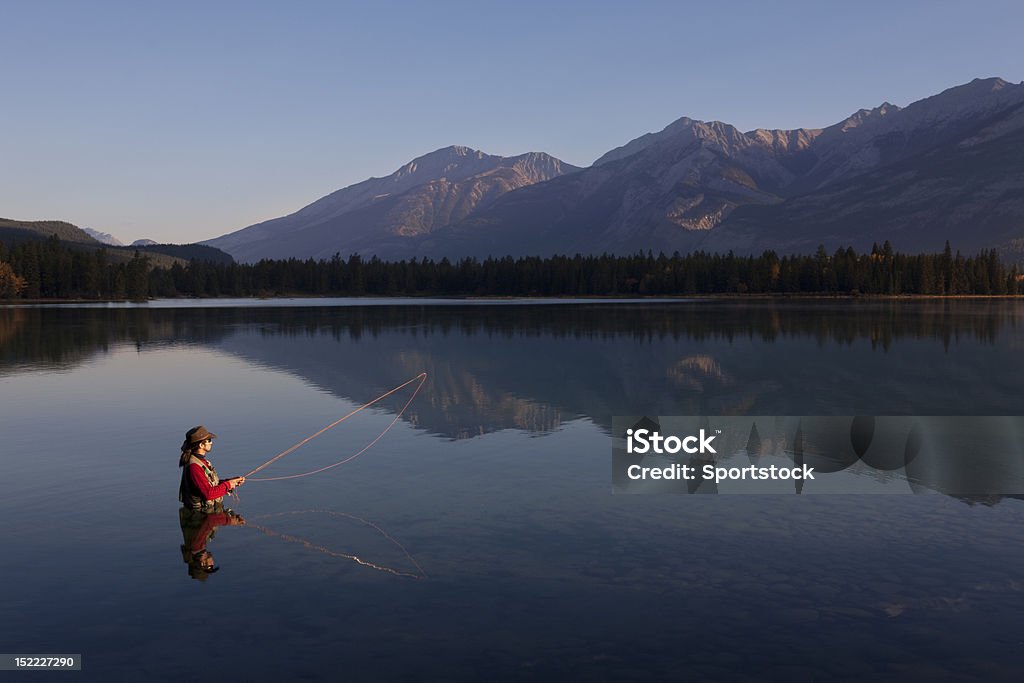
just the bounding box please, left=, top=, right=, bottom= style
left=187, top=459, right=232, bottom=502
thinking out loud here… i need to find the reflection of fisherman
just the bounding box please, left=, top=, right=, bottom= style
left=178, top=425, right=245, bottom=511
left=179, top=507, right=245, bottom=581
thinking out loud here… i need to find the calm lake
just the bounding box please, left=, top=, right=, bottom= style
left=1, top=299, right=1023, bottom=681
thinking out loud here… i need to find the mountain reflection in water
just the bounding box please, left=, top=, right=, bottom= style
left=2, top=300, right=1021, bottom=439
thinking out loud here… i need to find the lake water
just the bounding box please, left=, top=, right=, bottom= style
left=1, top=299, right=1023, bottom=681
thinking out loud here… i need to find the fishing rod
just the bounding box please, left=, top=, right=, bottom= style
left=242, top=372, right=428, bottom=482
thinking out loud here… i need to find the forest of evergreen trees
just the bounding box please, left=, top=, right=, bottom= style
left=1, top=235, right=1021, bottom=300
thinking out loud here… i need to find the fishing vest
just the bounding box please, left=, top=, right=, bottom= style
left=179, top=455, right=224, bottom=511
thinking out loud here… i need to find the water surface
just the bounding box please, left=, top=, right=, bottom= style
left=1, top=299, right=1022, bottom=681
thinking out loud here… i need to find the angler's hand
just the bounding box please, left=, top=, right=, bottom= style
left=227, top=476, right=246, bottom=489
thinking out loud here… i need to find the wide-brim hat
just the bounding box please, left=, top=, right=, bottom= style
left=186, top=425, right=218, bottom=444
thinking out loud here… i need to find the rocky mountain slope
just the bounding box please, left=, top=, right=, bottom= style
left=423, top=77, right=1024, bottom=259
left=204, top=146, right=579, bottom=262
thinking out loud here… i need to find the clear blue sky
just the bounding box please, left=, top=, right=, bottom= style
left=2, top=0, right=1021, bottom=244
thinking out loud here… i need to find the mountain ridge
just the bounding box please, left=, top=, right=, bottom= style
left=201, top=77, right=1024, bottom=262
left=419, top=77, right=1024, bottom=260
left=204, top=147, right=580, bottom=262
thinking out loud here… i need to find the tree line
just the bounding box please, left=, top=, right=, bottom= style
left=0, top=236, right=150, bottom=299
left=1, top=236, right=1021, bottom=299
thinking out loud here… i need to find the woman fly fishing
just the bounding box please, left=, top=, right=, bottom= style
left=178, top=425, right=245, bottom=511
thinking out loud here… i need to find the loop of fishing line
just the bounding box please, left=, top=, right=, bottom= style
left=243, top=372, right=427, bottom=482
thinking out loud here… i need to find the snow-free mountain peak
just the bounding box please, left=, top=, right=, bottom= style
left=204, top=146, right=581, bottom=262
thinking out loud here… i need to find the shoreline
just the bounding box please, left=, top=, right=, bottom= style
left=6, top=292, right=1024, bottom=305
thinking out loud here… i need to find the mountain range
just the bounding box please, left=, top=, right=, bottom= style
left=199, top=77, right=1024, bottom=262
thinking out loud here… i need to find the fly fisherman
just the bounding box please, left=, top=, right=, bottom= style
left=178, top=426, right=245, bottom=511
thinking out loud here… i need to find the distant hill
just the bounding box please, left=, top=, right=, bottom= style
left=130, top=243, right=233, bottom=264
left=0, top=218, right=231, bottom=267
left=1, top=217, right=101, bottom=245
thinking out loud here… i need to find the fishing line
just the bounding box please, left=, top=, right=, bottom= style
left=251, top=509, right=427, bottom=579
left=243, top=372, right=427, bottom=481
